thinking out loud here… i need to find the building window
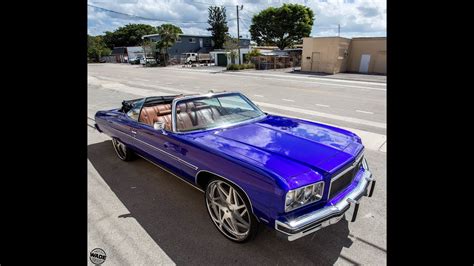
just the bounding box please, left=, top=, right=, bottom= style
left=189, top=38, right=196, bottom=43
left=339, top=48, right=348, bottom=58
left=176, top=37, right=182, bottom=43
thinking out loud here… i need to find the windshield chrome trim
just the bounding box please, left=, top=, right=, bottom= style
left=171, top=91, right=266, bottom=134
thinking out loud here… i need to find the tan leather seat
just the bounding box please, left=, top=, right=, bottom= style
left=139, top=104, right=172, bottom=126
left=176, top=102, right=195, bottom=131
left=155, top=109, right=172, bottom=131
left=192, top=105, right=221, bottom=127
left=139, top=106, right=158, bottom=125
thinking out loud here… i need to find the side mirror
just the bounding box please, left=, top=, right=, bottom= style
left=153, top=121, right=165, bottom=131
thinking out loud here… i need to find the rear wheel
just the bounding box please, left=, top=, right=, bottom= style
left=205, top=179, right=258, bottom=243
left=112, top=138, right=135, bottom=161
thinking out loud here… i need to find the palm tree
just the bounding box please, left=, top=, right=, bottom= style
left=156, top=24, right=183, bottom=66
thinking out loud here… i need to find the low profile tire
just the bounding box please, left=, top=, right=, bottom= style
left=205, top=179, right=259, bottom=243
left=111, top=138, right=135, bottom=161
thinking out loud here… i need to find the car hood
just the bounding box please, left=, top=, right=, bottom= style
left=192, top=115, right=364, bottom=185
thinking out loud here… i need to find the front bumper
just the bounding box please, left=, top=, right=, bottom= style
left=275, top=169, right=375, bottom=241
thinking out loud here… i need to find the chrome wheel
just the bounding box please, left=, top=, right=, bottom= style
left=206, top=180, right=251, bottom=241
left=112, top=138, right=127, bottom=160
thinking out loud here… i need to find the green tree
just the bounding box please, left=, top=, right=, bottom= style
left=88, top=35, right=111, bottom=62
left=224, top=35, right=239, bottom=64
left=207, top=6, right=229, bottom=49
left=247, top=48, right=262, bottom=58
left=142, top=39, right=158, bottom=66
left=103, top=24, right=158, bottom=49
left=249, top=4, right=314, bottom=50
left=155, top=23, right=183, bottom=66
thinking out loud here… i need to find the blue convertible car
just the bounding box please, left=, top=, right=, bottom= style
left=94, top=91, right=376, bottom=243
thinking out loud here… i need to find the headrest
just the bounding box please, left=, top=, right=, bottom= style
left=177, top=102, right=195, bottom=112
left=157, top=109, right=172, bottom=115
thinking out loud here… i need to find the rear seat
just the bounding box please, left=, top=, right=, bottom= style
left=139, top=104, right=172, bottom=127
left=155, top=108, right=172, bottom=131
left=139, top=101, right=226, bottom=132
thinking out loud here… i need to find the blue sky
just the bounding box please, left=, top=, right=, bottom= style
left=88, top=0, right=386, bottom=38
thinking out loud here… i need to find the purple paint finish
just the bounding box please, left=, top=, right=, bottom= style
left=95, top=93, right=368, bottom=228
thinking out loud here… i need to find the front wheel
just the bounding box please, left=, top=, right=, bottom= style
left=112, top=138, right=135, bottom=161
left=205, top=179, right=259, bottom=243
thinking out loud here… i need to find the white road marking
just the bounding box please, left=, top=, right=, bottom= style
left=100, top=83, right=171, bottom=96
left=379, top=141, right=387, bottom=152
left=356, top=110, right=374, bottom=114
left=223, top=71, right=386, bottom=86
left=282, top=99, right=295, bottom=102
left=158, top=68, right=387, bottom=90
left=316, top=104, right=330, bottom=108
left=253, top=94, right=264, bottom=97
left=255, top=101, right=386, bottom=129
left=246, top=76, right=386, bottom=91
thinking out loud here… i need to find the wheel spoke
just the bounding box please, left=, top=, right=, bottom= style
left=232, top=188, right=239, bottom=206
left=226, top=217, right=239, bottom=233
left=226, top=187, right=234, bottom=204
left=234, top=204, right=246, bottom=210
left=217, top=184, right=228, bottom=202
left=206, top=180, right=251, bottom=240
left=233, top=212, right=249, bottom=227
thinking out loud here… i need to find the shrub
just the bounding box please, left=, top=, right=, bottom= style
left=226, top=63, right=255, bottom=71
left=226, top=64, right=240, bottom=70
left=243, top=63, right=255, bottom=69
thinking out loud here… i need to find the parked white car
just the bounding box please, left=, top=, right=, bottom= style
left=140, top=57, right=157, bottom=65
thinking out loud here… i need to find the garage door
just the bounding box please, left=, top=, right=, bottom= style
left=359, top=54, right=371, bottom=73
left=311, top=52, right=320, bottom=72
left=217, top=54, right=227, bottom=66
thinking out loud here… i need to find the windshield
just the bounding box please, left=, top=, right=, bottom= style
left=126, top=98, right=145, bottom=121
left=175, top=93, right=265, bottom=132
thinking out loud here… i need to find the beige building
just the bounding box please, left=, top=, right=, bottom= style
left=301, top=36, right=386, bottom=74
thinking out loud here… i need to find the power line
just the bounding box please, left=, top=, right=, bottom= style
left=189, top=0, right=235, bottom=8
left=88, top=4, right=212, bottom=24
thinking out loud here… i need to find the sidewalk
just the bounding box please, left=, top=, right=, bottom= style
left=243, top=67, right=386, bottom=83
left=294, top=71, right=387, bottom=83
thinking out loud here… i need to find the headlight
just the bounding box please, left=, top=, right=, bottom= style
left=285, top=181, right=324, bottom=212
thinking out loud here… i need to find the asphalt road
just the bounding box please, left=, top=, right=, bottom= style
left=87, top=64, right=387, bottom=265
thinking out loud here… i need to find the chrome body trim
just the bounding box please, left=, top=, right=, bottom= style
left=171, top=91, right=266, bottom=134
left=327, top=150, right=364, bottom=199
left=133, top=136, right=199, bottom=170
left=106, top=125, right=199, bottom=170
left=275, top=167, right=374, bottom=241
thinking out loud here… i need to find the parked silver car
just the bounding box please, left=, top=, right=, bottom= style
left=140, top=57, right=157, bottom=65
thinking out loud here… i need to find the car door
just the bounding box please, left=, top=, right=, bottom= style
left=130, top=121, right=198, bottom=182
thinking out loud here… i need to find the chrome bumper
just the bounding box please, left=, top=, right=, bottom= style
left=275, top=169, right=375, bottom=241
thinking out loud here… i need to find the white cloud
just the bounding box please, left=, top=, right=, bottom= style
left=87, top=0, right=386, bottom=38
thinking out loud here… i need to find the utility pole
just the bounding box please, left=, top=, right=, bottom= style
left=237, top=5, right=243, bottom=65
left=338, top=24, right=340, bottom=37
